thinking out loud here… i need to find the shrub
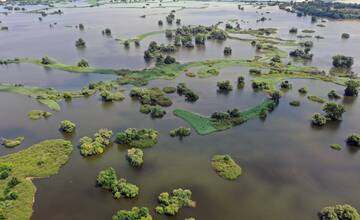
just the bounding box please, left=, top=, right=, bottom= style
left=341, top=33, right=350, bottom=39
left=312, top=113, right=327, bottom=126
left=100, top=90, right=125, bottom=102
left=79, top=129, right=113, bottom=156
left=140, top=104, right=152, bottom=114
left=77, top=58, right=89, bottom=67
left=328, top=90, right=341, bottom=99
left=158, top=20, right=163, bottom=26
left=289, top=100, right=300, bottom=107
left=289, top=27, right=298, bottom=34
left=75, top=38, right=86, bottom=47
left=177, top=83, right=199, bottom=102
left=165, top=29, right=173, bottom=38
left=116, top=128, right=158, bottom=148
left=217, top=80, right=233, bottom=92
left=150, top=106, right=166, bottom=118
left=112, top=207, right=152, bottom=220
left=223, top=46, right=232, bottom=55
left=130, top=87, right=172, bottom=107
left=237, top=76, right=245, bottom=88
left=41, top=56, right=52, bottom=65
left=346, top=133, right=360, bottom=147
left=1, top=137, right=24, bottom=148
left=155, top=188, right=196, bottom=216
left=332, top=55, right=354, bottom=68
left=330, top=144, right=342, bottom=151
left=170, top=127, right=191, bottom=137
left=211, top=154, right=241, bottom=180
left=59, top=120, right=76, bottom=133
left=344, top=80, right=360, bottom=96
left=280, top=80, right=292, bottom=89
left=162, top=86, right=176, bottom=94
left=164, top=55, right=176, bottom=64
left=195, top=34, right=206, bottom=45
left=126, top=148, right=144, bottom=167
left=124, top=40, right=130, bottom=48
left=298, top=87, right=308, bottom=94
left=319, top=204, right=360, bottom=220
left=323, top=102, right=345, bottom=121
left=104, top=28, right=111, bottom=35
left=307, top=95, right=325, bottom=103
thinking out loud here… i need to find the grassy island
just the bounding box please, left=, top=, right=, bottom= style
left=211, top=154, right=241, bottom=180
left=0, top=139, right=73, bottom=220
left=112, top=207, right=152, bottom=220
left=173, top=98, right=276, bottom=135
left=1, top=137, right=24, bottom=148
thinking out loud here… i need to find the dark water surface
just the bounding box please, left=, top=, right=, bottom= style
left=0, top=1, right=360, bottom=220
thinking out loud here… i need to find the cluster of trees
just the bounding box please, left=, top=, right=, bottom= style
left=143, top=41, right=177, bottom=62
left=130, top=87, right=172, bottom=107
left=237, top=76, right=245, bottom=88
left=344, top=80, right=360, bottom=96
left=312, top=102, right=345, bottom=126
left=347, top=133, right=360, bottom=147
left=116, top=128, right=158, bottom=148
left=319, top=204, right=360, bottom=220
left=112, top=207, right=152, bottom=220
left=97, top=167, right=139, bottom=199
left=332, top=55, right=354, bottom=68
left=59, top=120, right=76, bottom=133
left=289, top=48, right=313, bottom=60
left=223, top=46, right=232, bottom=55
left=169, top=127, right=191, bottom=138
left=211, top=154, right=241, bottom=180
left=100, top=90, right=124, bottom=102
left=79, top=129, right=113, bottom=156
left=77, top=58, right=89, bottom=67
left=177, top=83, right=199, bottom=102
left=280, top=80, right=292, bottom=89
left=155, top=188, right=195, bottom=215
left=126, top=148, right=144, bottom=167
left=0, top=165, right=20, bottom=202
left=293, top=0, right=360, bottom=19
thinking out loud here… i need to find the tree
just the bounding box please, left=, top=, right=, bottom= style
left=77, top=58, right=89, bottom=67
left=164, top=55, right=176, bottom=64
left=323, top=102, right=345, bottom=121
left=319, top=204, right=360, bottom=220
left=41, top=56, right=52, bottom=65
left=347, top=133, right=360, bottom=147
left=75, top=38, right=86, bottom=48
left=59, top=120, right=76, bottom=133
left=195, top=34, right=206, bottom=45
left=165, top=29, right=173, bottom=38
left=270, top=90, right=281, bottom=104
left=289, top=27, right=298, bottom=34
left=332, top=55, right=354, bottom=68
left=223, top=47, right=232, bottom=55
left=341, top=33, right=350, bottom=39
left=344, top=80, right=360, bottom=96
left=312, top=113, right=327, bottom=126
left=217, top=80, right=233, bottom=91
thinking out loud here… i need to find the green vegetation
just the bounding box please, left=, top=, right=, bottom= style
left=298, top=87, right=308, bottom=94
left=280, top=80, right=292, bottom=89
left=223, top=46, right=232, bottom=55
left=173, top=98, right=276, bottom=135
left=312, top=113, right=327, bottom=126
left=342, top=33, right=350, bottom=39
left=112, top=207, right=152, bottom=220
left=177, top=83, right=199, bottom=102
left=211, top=154, right=241, bottom=180
left=77, top=58, right=89, bottom=67
left=289, top=100, right=300, bottom=107
left=332, top=55, right=354, bottom=68
left=27, top=110, right=52, bottom=120
left=116, top=31, right=164, bottom=44
left=155, top=188, right=196, bottom=216
left=328, top=90, right=341, bottom=99
left=346, top=133, right=360, bottom=147
left=217, top=80, right=233, bottom=92
left=150, top=106, right=166, bottom=119
left=330, top=144, right=342, bottom=151
left=307, top=95, right=326, bottom=104
left=79, top=129, right=113, bottom=156
left=323, top=102, right=345, bottom=121
left=237, top=76, right=245, bottom=88
left=126, top=148, right=144, bottom=167
left=344, top=80, right=360, bottom=97
left=59, top=120, right=76, bottom=133
left=318, top=204, right=360, bottom=220
left=170, top=127, right=191, bottom=138
left=116, top=128, right=158, bottom=148
left=1, top=137, right=24, bottom=148
left=0, top=139, right=73, bottom=220
left=97, top=167, right=139, bottom=199
left=162, top=86, right=176, bottom=94
left=100, top=90, right=125, bottom=102
left=75, top=38, right=86, bottom=48
left=130, top=87, right=172, bottom=107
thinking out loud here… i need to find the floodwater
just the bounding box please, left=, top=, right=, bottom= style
left=0, top=1, right=360, bottom=220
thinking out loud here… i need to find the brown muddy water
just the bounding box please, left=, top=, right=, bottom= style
left=0, top=1, right=360, bottom=220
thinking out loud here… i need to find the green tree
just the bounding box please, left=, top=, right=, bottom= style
left=323, top=102, right=345, bottom=121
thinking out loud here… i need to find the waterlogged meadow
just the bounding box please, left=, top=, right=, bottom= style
left=1, top=0, right=360, bottom=220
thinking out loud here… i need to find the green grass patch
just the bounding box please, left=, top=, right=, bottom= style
left=0, top=139, right=73, bottom=220
left=173, top=109, right=217, bottom=135
left=307, top=95, right=326, bottom=104
left=116, top=30, right=164, bottom=43
left=211, top=154, right=241, bottom=180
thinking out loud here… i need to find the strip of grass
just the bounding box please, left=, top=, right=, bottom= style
left=116, top=31, right=164, bottom=43
left=0, top=139, right=73, bottom=220
left=173, top=109, right=217, bottom=135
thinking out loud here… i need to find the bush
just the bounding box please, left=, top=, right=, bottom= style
left=77, top=58, right=89, bottom=67
left=289, top=100, right=300, bottom=107
left=341, top=33, right=350, bottom=39
left=332, top=55, right=354, bottom=68
left=346, top=133, right=360, bottom=147
left=116, top=128, right=158, bottom=148
left=323, top=102, right=345, bottom=121
left=211, top=154, right=241, bottom=180
left=155, top=188, right=196, bottom=216
left=312, top=113, right=327, bottom=126
left=164, top=55, right=176, bottom=64
left=344, top=80, right=360, bottom=96
left=162, top=86, right=176, bottom=94
left=75, top=38, right=86, bottom=47
left=298, top=87, right=308, bottom=94
left=217, top=80, right=233, bottom=92
left=1, top=137, right=24, bottom=148
left=100, top=90, right=125, bottom=102
left=126, top=148, right=144, bottom=167
left=195, top=34, right=206, bottom=45
left=150, top=106, right=166, bottom=118
left=80, top=129, right=113, bottom=156
left=328, top=90, right=341, bottom=99
left=59, top=120, right=76, bottom=133
left=289, top=27, right=298, bottom=33
left=177, top=83, right=199, bottom=102
left=112, top=207, right=152, bottom=220
left=170, top=127, right=191, bottom=137
left=97, top=167, right=117, bottom=190
left=130, top=87, right=172, bottom=107
left=237, top=76, right=245, bottom=88
left=158, top=20, right=163, bottom=26
left=280, top=80, right=292, bottom=89
left=41, top=56, right=52, bottom=65
left=223, top=46, right=232, bottom=55
left=319, top=204, right=360, bottom=220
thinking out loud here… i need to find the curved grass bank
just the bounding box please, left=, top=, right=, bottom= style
left=173, top=99, right=276, bottom=135
left=0, top=139, right=73, bottom=220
